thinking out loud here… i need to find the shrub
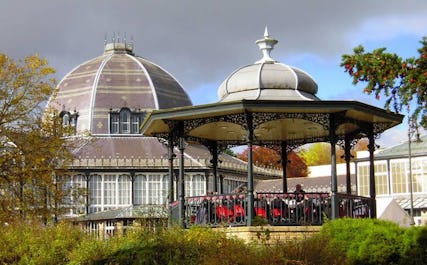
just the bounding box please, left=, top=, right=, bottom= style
left=398, top=226, right=427, bottom=265
left=2, top=218, right=426, bottom=265
left=318, top=218, right=405, bottom=265
left=259, top=233, right=346, bottom=265
left=102, top=226, right=255, bottom=265
left=0, top=220, right=86, bottom=265
left=67, top=234, right=112, bottom=265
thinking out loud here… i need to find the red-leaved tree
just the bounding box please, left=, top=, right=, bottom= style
left=237, top=146, right=308, bottom=177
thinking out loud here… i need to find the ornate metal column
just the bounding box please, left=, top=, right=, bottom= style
left=84, top=171, right=90, bottom=214
left=178, top=135, right=186, bottom=228
left=280, top=141, right=288, bottom=192
left=208, top=141, right=219, bottom=193
left=344, top=135, right=352, bottom=194
left=368, top=126, right=376, bottom=218
left=167, top=135, right=175, bottom=227
left=219, top=174, right=224, bottom=194
left=329, top=114, right=338, bottom=219
left=246, top=113, right=254, bottom=226
left=204, top=171, right=209, bottom=194
left=174, top=169, right=179, bottom=201
left=130, top=171, right=135, bottom=205
left=406, top=110, right=421, bottom=225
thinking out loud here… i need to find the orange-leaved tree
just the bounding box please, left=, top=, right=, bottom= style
left=237, top=146, right=308, bottom=177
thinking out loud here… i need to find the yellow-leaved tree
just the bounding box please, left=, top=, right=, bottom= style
left=0, top=53, right=80, bottom=224
left=299, top=139, right=369, bottom=166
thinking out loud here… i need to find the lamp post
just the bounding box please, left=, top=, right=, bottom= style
left=407, top=115, right=419, bottom=226
left=407, top=121, right=415, bottom=226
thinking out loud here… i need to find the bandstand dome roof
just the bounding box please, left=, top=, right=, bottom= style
left=218, top=28, right=319, bottom=102
left=141, top=29, right=404, bottom=146
left=47, top=42, right=192, bottom=135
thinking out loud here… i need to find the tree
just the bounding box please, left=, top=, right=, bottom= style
left=286, top=151, right=309, bottom=178
left=0, top=54, right=56, bottom=127
left=352, top=138, right=369, bottom=153
left=299, top=139, right=369, bottom=166
left=237, top=146, right=308, bottom=177
left=299, top=143, right=333, bottom=166
left=341, top=37, right=427, bottom=128
left=222, top=148, right=236, bottom=157
left=0, top=53, right=76, bottom=223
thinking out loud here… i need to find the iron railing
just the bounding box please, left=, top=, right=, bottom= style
left=184, top=192, right=373, bottom=227
left=336, top=193, right=372, bottom=219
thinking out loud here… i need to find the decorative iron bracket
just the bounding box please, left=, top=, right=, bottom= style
left=252, top=112, right=330, bottom=130
left=183, top=113, right=247, bottom=133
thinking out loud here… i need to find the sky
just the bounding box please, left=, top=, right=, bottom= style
left=1, top=0, right=427, bottom=148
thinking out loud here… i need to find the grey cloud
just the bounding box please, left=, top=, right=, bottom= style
left=1, top=0, right=427, bottom=98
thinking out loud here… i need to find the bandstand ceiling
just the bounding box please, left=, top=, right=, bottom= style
left=141, top=99, right=404, bottom=145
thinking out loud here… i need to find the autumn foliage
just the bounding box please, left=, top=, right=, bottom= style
left=237, top=146, right=308, bottom=177
left=300, top=139, right=369, bottom=166
left=0, top=53, right=78, bottom=224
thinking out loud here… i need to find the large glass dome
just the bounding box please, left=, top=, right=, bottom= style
left=47, top=42, right=192, bottom=135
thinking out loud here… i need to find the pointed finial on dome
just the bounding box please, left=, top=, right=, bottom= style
left=264, top=26, right=269, bottom=37
left=255, top=26, right=278, bottom=64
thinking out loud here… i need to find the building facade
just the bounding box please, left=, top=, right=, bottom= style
left=47, top=41, right=280, bottom=221
left=356, top=135, right=427, bottom=225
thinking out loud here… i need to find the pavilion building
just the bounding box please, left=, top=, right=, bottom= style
left=356, top=135, right=427, bottom=225
left=47, top=40, right=280, bottom=228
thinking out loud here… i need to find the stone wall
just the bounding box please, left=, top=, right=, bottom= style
left=216, top=226, right=321, bottom=244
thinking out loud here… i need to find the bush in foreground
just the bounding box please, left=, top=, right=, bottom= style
left=0, top=218, right=426, bottom=265
left=317, top=218, right=427, bottom=265
left=0, top=221, right=85, bottom=265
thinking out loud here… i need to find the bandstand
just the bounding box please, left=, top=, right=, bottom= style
left=141, top=29, right=404, bottom=227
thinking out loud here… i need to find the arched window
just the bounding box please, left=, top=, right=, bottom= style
left=89, top=175, right=102, bottom=213
left=185, top=174, right=206, bottom=197
left=103, top=174, right=117, bottom=207
left=73, top=174, right=87, bottom=214
left=62, top=113, right=70, bottom=126
left=131, top=113, right=140, bottom=133
left=110, top=108, right=146, bottom=134
left=118, top=174, right=131, bottom=205
left=70, top=116, right=76, bottom=127
left=133, top=174, right=167, bottom=205
left=59, top=175, right=72, bottom=205
left=111, top=113, right=119, bottom=134
left=59, top=110, right=78, bottom=134
left=133, top=174, right=146, bottom=205
left=147, top=174, right=163, bottom=204
left=120, top=109, right=130, bottom=133
left=163, top=175, right=170, bottom=201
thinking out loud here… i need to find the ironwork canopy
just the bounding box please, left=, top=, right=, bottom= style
left=141, top=99, right=403, bottom=145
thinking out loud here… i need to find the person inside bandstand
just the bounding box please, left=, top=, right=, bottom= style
left=294, top=184, right=308, bottom=223
left=294, top=184, right=305, bottom=195
left=271, top=195, right=287, bottom=224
